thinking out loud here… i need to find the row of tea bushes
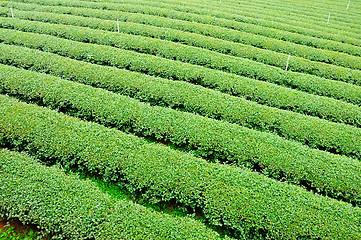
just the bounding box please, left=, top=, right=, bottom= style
left=2, top=43, right=361, bottom=161
left=1, top=27, right=361, bottom=111
left=10, top=0, right=361, bottom=57
left=3, top=17, right=361, bottom=86
left=116, top=0, right=361, bottom=34
left=118, top=0, right=361, bottom=44
left=0, top=149, right=224, bottom=239
left=0, top=17, right=361, bottom=103
left=4, top=0, right=361, bottom=71
left=1, top=63, right=361, bottom=205
left=2, top=5, right=361, bottom=83
left=0, top=40, right=359, bottom=128
left=0, top=34, right=361, bottom=126
left=0, top=94, right=360, bottom=239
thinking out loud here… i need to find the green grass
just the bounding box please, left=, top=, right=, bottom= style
left=0, top=222, right=39, bottom=240
left=70, top=169, right=235, bottom=238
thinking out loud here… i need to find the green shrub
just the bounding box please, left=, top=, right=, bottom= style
left=1, top=3, right=361, bottom=83
left=130, top=0, right=361, bottom=43
left=7, top=0, right=361, bottom=58
left=114, top=0, right=361, bottom=38
left=0, top=94, right=360, bottom=239
left=2, top=24, right=361, bottom=110
left=0, top=149, right=224, bottom=239
left=2, top=43, right=361, bottom=162
left=1, top=16, right=361, bottom=87
left=1, top=38, right=361, bottom=130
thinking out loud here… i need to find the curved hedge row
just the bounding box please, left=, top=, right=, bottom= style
left=2, top=28, right=361, bottom=119
left=3, top=24, right=361, bottom=109
left=1, top=94, right=361, bottom=239
left=17, top=0, right=361, bottom=57
left=1, top=43, right=360, bottom=130
left=2, top=5, right=361, bottom=84
left=127, top=0, right=361, bottom=30
left=230, top=0, right=361, bottom=26
left=0, top=149, right=223, bottom=240
left=6, top=0, right=361, bottom=50
left=130, top=0, right=361, bottom=34
left=5, top=0, right=361, bottom=71
left=3, top=43, right=361, bottom=160
left=117, top=0, right=361, bottom=45
left=2, top=63, right=361, bottom=205
left=3, top=17, right=361, bottom=87
left=183, top=0, right=361, bottom=33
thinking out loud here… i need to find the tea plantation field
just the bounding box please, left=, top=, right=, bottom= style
left=0, top=0, right=361, bottom=239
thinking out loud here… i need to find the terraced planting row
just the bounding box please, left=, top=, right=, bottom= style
left=0, top=149, right=225, bottom=239
left=7, top=0, right=361, bottom=71
left=1, top=0, right=361, bottom=239
left=117, top=0, right=361, bottom=41
left=60, top=0, right=360, bottom=57
left=3, top=4, right=361, bottom=84
left=2, top=27, right=361, bottom=111
left=3, top=14, right=361, bottom=89
left=3, top=44, right=361, bottom=162
left=6, top=0, right=361, bottom=49
left=1, top=95, right=360, bottom=239
left=2, top=38, right=361, bottom=128
left=2, top=63, right=361, bottom=205
left=144, top=0, right=361, bottom=26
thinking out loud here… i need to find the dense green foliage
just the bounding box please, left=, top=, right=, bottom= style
left=125, top=0, right=361, bottom=41
left=1, top=95, right=360, bottom=239
left=7, top=0, right=361, bottom=58
left=222, top=0, right=361, bottom=26
left=2, top=41, right=361, bottom=130
left=1, top=0, right=361, bottom=238
left=2, top=3, right=361, bottom=83
left=2, top=16, right=361, bottom=88
left=2, top=44, right=361, bottom=162
left=0, top=149, right=224, bottom=239
left=2, top=26, right=361, bottom=108
left=1, top=64, right=361, bottom=204
left=0, top=226, right=39, bottom=240
left=116, top=0, right=361, bottom=35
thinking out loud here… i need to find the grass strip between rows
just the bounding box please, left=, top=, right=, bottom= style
left=1, top=94, right=361, bottom=239
left=1, top=63, right=361, bottom=206
left=0, top=149, right=225, bottom=239
left=5, top=0, right=361, bottom=71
